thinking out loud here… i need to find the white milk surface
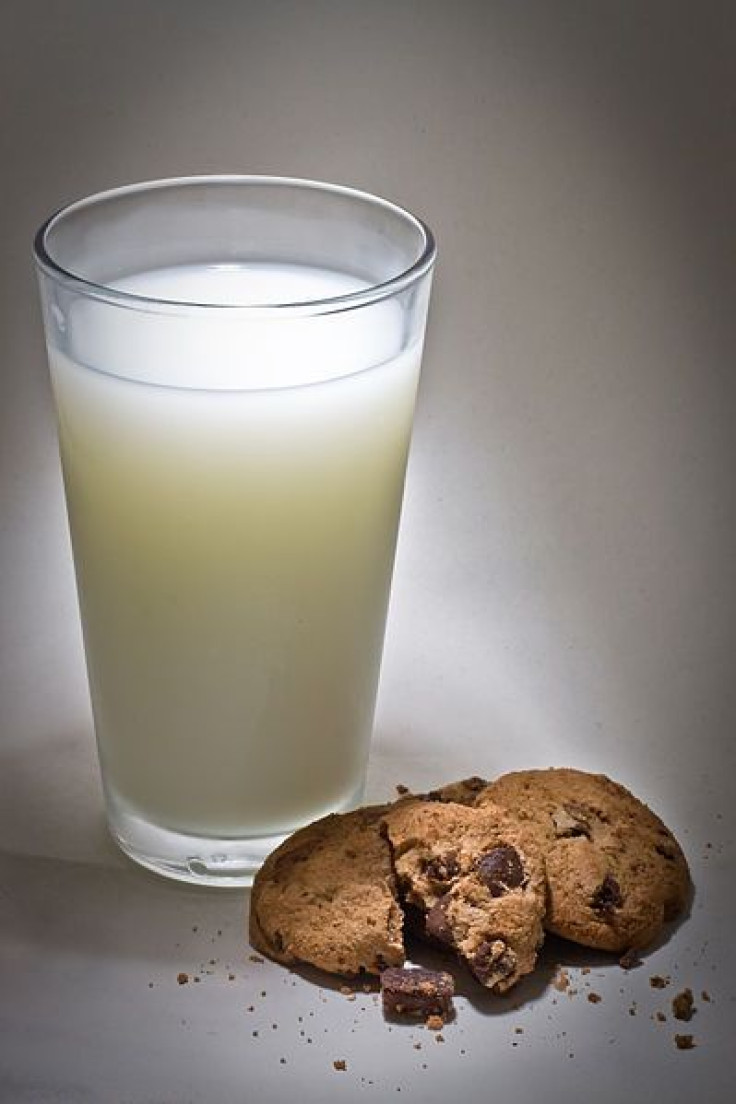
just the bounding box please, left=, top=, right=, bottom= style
left=50, top=264, right=422, bottom=838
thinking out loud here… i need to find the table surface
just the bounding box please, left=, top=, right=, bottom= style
left=1, top=3, right=734, bottom=1102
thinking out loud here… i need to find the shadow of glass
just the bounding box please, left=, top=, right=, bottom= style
left=0, top=847, right=250, bottom=970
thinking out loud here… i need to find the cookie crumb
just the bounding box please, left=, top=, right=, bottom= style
left=396, top=784, right=410, bottom=796
left=333, top=1060, right=347, bottom=1071
left=435, top=1033, right=445, bottom=1043
left=425, top=1014, right=444, bottom=1032
left=619, top=948, right=642, bottom=970
left=701, top=990, right=711, bottom=1002
left=514, top=1026, right=524, bottom=1034
left=674, top=1034, right=696, bottom=1050
left=672, top=988, right=695, bottom=1022
left=249, top=954, right=264, bottom=964
left=649, top=975, right=670, bottom=989
left=177, top=972, right=189, bottom=985
left=656, top=1011, right=667, bottom=1022
left=587, top=992, right=602, bottom=1004
left=553, top=969, right=570, bottom=992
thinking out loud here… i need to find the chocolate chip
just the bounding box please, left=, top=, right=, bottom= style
left=425, top=896, right=454, bottom=946
left=655, top=843, right=678, bottom=863
left=591, top=873, right=623, bottom=917
left=477, top=846, right=525, bottom=896
left=380, top=967, right=454, bottom=1019
left=424, top=851, right=460, bottom=884
left=470, top=939, right=517, bottom=987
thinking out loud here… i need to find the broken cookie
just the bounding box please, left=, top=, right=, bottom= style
left=382, top=799, right=546, bottom=993
left=249, top=805, right=404, bottom=976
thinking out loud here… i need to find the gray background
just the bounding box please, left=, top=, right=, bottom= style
left=1, top=2, right=734, bottom=1102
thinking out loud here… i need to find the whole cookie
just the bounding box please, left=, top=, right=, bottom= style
left=249, top=806, right=404, bottom=976
left=383, top=799, right=546, bottom=993
left=476, top=769, right=691, bottom=953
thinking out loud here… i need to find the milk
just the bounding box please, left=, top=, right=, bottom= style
left=50, top=264, right=422, bottom=839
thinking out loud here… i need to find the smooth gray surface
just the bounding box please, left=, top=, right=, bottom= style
left=1, top=2, right=734, bottom=1102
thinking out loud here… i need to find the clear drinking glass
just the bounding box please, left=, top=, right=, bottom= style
left=34, top=176, right=435, bottom=885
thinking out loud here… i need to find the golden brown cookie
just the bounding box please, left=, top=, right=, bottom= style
left=382, top=799, right=546, bottom=993
left=476, top=769, right=691, bottom=953
left=249, top=805, right=404, bottom=976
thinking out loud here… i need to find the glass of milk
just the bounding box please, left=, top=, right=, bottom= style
left=34, top=176, right=435, bottom=885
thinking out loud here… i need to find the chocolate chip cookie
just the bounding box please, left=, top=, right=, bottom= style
left=476, top=769, right=691, bottom=953
left=249, top=805, right=404, bottom=976
left=383, top=799, right=546, bottom=992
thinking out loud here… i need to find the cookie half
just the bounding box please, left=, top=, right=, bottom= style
left=249, top=805, right=404, bottom=976
left=382, top=799, right=546, bottom=993
left=476, top=769, right=691, bottom=953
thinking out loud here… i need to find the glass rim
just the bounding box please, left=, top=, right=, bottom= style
left=33, top=174, right=436, bottom=316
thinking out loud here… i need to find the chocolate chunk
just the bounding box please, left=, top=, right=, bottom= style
left=424, top=851, right=460, bottom=884
left=591, top=873, right=623, bottom=916
left=552, top=802, right=592, bottom=838
left=425, top=896, right=454, bottom=946
left=470, top=939, right=517, bottom=988
left=477, top=846, right=525, bottom=897
left=674, top=1034, right=695, bottom=1050
left=380, top=967, right=454, bottom=1019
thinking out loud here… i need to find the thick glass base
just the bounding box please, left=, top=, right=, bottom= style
left=106, top=782, right=366, bottom=887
